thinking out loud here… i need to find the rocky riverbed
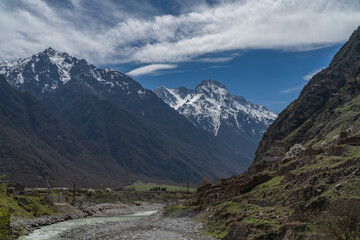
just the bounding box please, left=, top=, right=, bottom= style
left=61, top=205, right=214, bottom=240
left=11, top=203, right=87, bottom=236
left=16, top=203, right=214, bottom=240
left=12, top=203, right=162, bottom=236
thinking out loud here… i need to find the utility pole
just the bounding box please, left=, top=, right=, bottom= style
left=73, top=183, right=76, bottom=202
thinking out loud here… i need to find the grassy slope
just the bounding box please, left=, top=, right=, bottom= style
left=285, top=93, right=360, bottom=149
left=178, top=142, right=360, bottom=239
left=0, top=182, right=55, bottom=239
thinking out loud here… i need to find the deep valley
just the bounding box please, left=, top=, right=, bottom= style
left=1, top=1, right=360, bottom=239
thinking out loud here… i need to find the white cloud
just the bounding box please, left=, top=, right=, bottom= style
left=279, top=86, right=303, bottom=94
left=197, top=57, right=234, bottom=63
left=0, top=0, right=360, bottom=65
left=127, top=64, right=177, bottom=76
left=303, top=68, right=324, bottom=81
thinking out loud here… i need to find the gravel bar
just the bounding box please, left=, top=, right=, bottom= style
left=61, top=204, right=214, bottom=240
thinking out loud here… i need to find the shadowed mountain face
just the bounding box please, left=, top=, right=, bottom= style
left=0, top=75, right=131, bottom=187
left=0, top=49, right=249, bottom=186
left=255, top=26, right=360, bottom=162
left=154, top=80, right=277, bottom=160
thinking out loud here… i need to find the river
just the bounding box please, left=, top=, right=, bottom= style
left=21, top=210, right=157, bottom=240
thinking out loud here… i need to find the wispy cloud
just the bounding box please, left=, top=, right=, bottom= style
left=303, top=68, right=324, bottom=81
left=127, top=64, right=177, bottom=76
left=197, top=56, right=234, bottom=63
left=279, top=86, right=304, bottom=94
left=0, top=0, right=360, bottom=65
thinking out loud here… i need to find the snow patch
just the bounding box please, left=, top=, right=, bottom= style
left=49, top=53, right=73, bottom=84
left=16, top=73, right=24, bottom=84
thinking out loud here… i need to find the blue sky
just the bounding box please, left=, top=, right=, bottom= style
left=108, top=44, right=342, bottom=113
left=1, top=0, right=359, bottom=113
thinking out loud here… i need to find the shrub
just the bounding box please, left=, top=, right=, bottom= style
left=0, top=206, right=11, bottom=239
left=319, top=200, right=360, bottom=240
left=200, top=178, right=210, bottom=187
left=0, top=181, right=12, bottom=239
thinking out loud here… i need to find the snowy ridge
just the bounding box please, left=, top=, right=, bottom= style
left=48, top=51, right=73, bottom=84
left=154, top=80, right=277, bottom=139
left=0, top=58, right=31, bottom=85
left=0, top=48, right=147, bottom=98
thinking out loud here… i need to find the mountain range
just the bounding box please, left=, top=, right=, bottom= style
left=0, top=48, right=252, bottom=187
left=154, top=81, right=276, bottom=159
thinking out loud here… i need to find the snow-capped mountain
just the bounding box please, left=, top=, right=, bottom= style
left=154, top=80, right=277, bottom=159
left=0, top=48, right=250, bottom=184
left=0, top=47, right=147, bottom=101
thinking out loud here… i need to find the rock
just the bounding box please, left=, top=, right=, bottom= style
left=305, top=197, right=328, bottom=212
left=248, top=200, right=275, bottom=207
left=309, top=177, right=317, bottom=185
left=194, top=173, right=273, bottom=205
left=288, top=205, right=305, bottom=222
left=17, top=198, right=29, bottom=206
left=60, top=205, right=214, bottom=240
left=223, top=223, right=252, bottom=240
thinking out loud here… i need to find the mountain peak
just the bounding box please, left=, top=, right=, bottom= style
left=42, top=47, right=57, bottom=56
left=194, top=79, right=228, bottom=99
left=39, top=48, right=72, bottom=62
left=198, top=79, right=226, bottom=89
left=329, top=25, right=360, bottom=70
left=154, top=80, right=277, bottom=161
left=0, top=48, right=147, bottom=99
left=154, top=85, right=168, bottom=91
left=154, top=80, right=277, bottom=144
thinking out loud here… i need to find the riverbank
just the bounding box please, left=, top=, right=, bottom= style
left=3, top=182, right=193, bottom=238
left=12, top=202, right=163, bottom=236
left=18, top=203, right=214, bottom=240
left=61, top=205, right=214, bottom=240
left=11, top=203, right=86, bottom=236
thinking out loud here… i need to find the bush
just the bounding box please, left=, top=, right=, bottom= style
left=149, top=186, right=167, bottom=191
left=319, top=200, right=360, bottom=240
left=0, top=181, right=12, bottom=239
left=0, top=206, right=11, bottom=239
left=284, top=144, right=305, bottom=160
left=200, top=178, right=210, bottom=187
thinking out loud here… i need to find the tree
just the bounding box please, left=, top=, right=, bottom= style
left=319, top=200, right=360, bottom=240
left=199, top=177, right=210, bottom=187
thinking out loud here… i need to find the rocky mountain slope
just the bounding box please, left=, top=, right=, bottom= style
left=154, top=81, right=276, bottom=160
left=0, top=49, right=248, bottom=185
left=255, top=26, right=360, bottom=162
left=0, top=75, right=131, bottom=187
left=174, top=26, right=360, bottom=240
left=187, top=141, right=360, bottom=239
